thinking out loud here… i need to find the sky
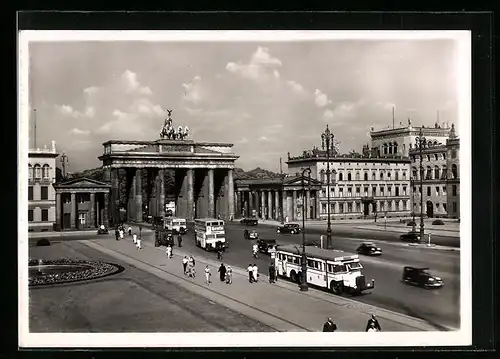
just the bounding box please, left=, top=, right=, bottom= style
left=26, top=35, right=461, bottom=172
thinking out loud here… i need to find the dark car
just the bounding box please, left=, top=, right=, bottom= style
left=402, top=266, right=444, bottom=288
left=400, top=231, right=421, bottom=242
left=432, top=219, right=445, bottom=225
left=356, top=242, right=382, bottom=256
left=154, top=229, right=174, bottom=247
left=276, top=222, right=301, bottom=234
left=257, top=239, right=277, bottom=254
left=240, top=217, right=259, bottom=226
left=406, top=221, right=416, bottom=227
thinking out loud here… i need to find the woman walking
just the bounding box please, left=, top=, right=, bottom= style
left=225, top=266, right=233, bottom=284
left=218, top=263, right=227, bottom=282
left=204, top=265, right=212, bottom=284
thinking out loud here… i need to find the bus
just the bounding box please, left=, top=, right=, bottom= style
left=164, top=217, right=187, bottom=234
left=194, top=218, right=226, bottom=251
left=275, top=244, right=375, bottom=295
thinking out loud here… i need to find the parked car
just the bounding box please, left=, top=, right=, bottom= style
left=356, top=242, right=382, bottom=256
left=276, top=222, right=301, bottom=234
left=257, top=239, right=277, bottom=254
left=406, top=221, right=416, bottom=227
left=432, top=219, right=445, bottom=225
left=244, top=229, right=259, bottom=240
left=402, top=266, right=444, bottom=288
left=240, top=217, right=259, bottom=226
left=400, top=231, right=421, bottom=242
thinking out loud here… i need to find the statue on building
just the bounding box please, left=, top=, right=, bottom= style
left=407, top=117, right=412, bottom=126
left=159, top=109, right=190, bottom=140
left=51, top=140, right=56, bottom=152
left=449, top=123, right=457, bottom=139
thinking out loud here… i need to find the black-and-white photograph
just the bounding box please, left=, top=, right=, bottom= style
left=18, top=30, right=471, bottom=347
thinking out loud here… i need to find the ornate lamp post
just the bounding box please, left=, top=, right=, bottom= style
left=410, top=176, right=417, bottom=232
left=414, top=127, right=427, bottom=242
left=300, top=167, right=312, bottom=292
left=321, top=125, right=334, bottom=249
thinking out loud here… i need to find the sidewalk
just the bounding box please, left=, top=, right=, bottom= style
left=80, top=236, right=440, bottom=332
left=352, top=224, right=459, bottom=238
left=28, top=230, right=98, bottom=239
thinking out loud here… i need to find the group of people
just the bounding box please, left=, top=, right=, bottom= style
left=115, top=224, right=142, bottom=249
left=182, top=255, right=196, bottom=278
left=217, top=263, right=233, bottom=284
left=322, top=314, right=382, bottom=332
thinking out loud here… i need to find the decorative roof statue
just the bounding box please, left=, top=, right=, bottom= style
left=159, top=109, right=190, bottom=140
left=407, top=117, right=412, bottom=126
left=51, top=140, right=56, bottom=152
left=449, top=123, right=457, bottom=139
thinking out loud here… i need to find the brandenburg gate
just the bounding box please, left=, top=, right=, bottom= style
left=98, top=110, right=238, bottom=225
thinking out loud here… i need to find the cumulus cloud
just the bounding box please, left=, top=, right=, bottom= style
left=83, top=86, right=100, bottom=96
left=122, top=69, right=152, bottom=95
left=226, top=46, right=282, bottom=82
left=314, top=89, right=331, bottom=108
left=287, top=80, right=305, bottom=94
left=69, top=128, right=91, bottom=135
left=182, top=76, right=204, bottom=104
left=323, top=109, right=334, bottom=120
left=57, top=104, right=80, bottom=117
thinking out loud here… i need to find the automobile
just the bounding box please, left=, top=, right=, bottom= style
left=406, top=221, right=416, bottom=227
left=244, top=229, right=259, bottom=240
left=276, top=222, right=301, bottom=234
left=257, top=239, right=277, bottom=254
left=400, top=231, right=421, bottom=242
left=356, top=242, right=382, bottom=256
left=240, top=217, right=259, bottom=226
left=154, top=229, right=174, bottom=248
left=402, top=266, right=444, bottom=288
left=432, top=219, right=445, bottom=225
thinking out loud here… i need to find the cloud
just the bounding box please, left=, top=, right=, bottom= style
left=238, top=137, right=249, bottom=144
left=226, top=46, right=282, bottom=82
left=122, top=69, right=152, bottom=95
left=83, top=86, right=100, bottom=96
left=85, top=107, right=95, bottom=118
left=287, top=80, right=305, bottom=94
left=323, top=109, right=334, bottom=120
left=182, top=76, right=204, bottom=104
left=258, top=136, right=269, bottom=141
left=314, top=89, right=331, bottom=108
left=69, top=128, right=91, bottom=135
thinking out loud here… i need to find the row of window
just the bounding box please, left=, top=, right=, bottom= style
left=28, top=164, right=52, bottom=179
left=321, top=185, right=408, bottom=198
left=411, top=164, right=458, bottom=180
left=320, top=170, right=408, bottom=183
left=277, top=253, right=360, bottom=273
left=321, top=200, right=409, bottom=214
left=413, top=201, right=458, bottom=213
left=412, top=185, right=458, bottom=197
left=28, top=209, right=48, bottom=222
left=28, top=186, right=49, bottom=201
left=410, top=150, right=457, bottom=162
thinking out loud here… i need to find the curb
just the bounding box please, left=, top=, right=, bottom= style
left=352, top=226, right=460, bottom=240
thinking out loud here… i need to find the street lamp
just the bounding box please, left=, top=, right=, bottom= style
left=300, top=167, right=312, bottom=292
left=321, top=124, right=334, bottom=249
left=414, top=127, right=427, bottom=242
left=410, top=177, right=417, bottom=233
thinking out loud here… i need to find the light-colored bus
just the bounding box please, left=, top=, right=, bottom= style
left=164, top=217, right=187, bottom=234
left=275, top=244, right=375, bottom=295
left=194, top=218, right=226, bottom=251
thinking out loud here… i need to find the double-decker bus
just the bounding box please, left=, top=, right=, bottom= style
left=194, top=218, right=226, bottom=251
left=275, top=244, right=375, bottom=295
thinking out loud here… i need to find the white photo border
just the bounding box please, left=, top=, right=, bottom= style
left=18, top=30, right=472, bottom=348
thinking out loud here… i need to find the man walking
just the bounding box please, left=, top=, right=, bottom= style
left=252, top=263, right=258, bottom=283
left=204, top=265, right=211, bottom=284
left=182, top=256, right=189, bottom=275
left=166, top=244, right=172, bottom=259
left=119, top=228, right=124, bottom=240
left=365, top=314, right=381, bottom=332
left=268, top=264, right=276, bottom=284
left=323, top=318, right=337, bottom=332
left=136, top=235, right=142, bottom=250
left=133, top=232, right=137, bottom=245
left=177, top=234, right=183, bottom=247
left=218, top=263, right=227, bottom=282
left=247, top=264, right=254, bottom=283
left=226, top=265, right=233, bottom=284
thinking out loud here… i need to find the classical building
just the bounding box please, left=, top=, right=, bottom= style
left=98, top=111, right=238, bottom=226
left=28, top=141, right=59, bottom=232
left=234, top=175, right=323, bottom=221
left=408, top=124, right=460, bottom=219
left=53, top=178, right=111, bottom=230
left=286, top=136, right=411, bottom=220
left=369, top=119, right=452, bottom=157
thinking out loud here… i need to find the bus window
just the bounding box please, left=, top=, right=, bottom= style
left=307, top=259, right=314, bottom=267
left=206, top=234, right=215, bottom=239
left=293, top=257, right=300, bottom=265
left=327, top=264, right=334, bottom=273
left=333, top=264, right=347, bottom=273
left=348, top=262, right=363, bottom=270
left=314, top=261, right=320, bottom=270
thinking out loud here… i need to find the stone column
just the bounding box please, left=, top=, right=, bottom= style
left=267, top=190, right=273, bottom=220
left=249, top=191, right=254, bottom=215
left=96, top=196, right=100, bottom=226
left=55, top=192, right=61, bottom=230
left=316, top=191, right=321, bottom=219
left=306, top=190, right=311, bottom=220
left=186, top=169, right=194, bottom=221
left=158, top=169, right=165, bottom=219
left=90, top=192, right=96, bottom=228
left=110, top=168, right=119, bottom=226
left=207, top=169, right=215, bottom=218
left=135, top=168, right=143, bottom=222
left=70, top=192, right=76, bottom=229
left=292, top=190, right=297, bottom=221
left=227, top=169, right=234, bottom=220
left=261, top=191, right=266, bottom=219
left=274, top=190, right=279, bottom=220
left=104, top=192, right=109, bottom=227
left=282, top=190, right=287, bottom=222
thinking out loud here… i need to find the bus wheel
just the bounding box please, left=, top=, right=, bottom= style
left=330, top=281, right=343, bottom=295
left=290, top=270, right=298, bottom=283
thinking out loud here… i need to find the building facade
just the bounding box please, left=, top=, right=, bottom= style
left=53, top=178, right=111, bottom=230
left=286, top=146, right=411, bottom=220
left=28, top=141, right=59, bottom=232
left=234, top=175, right=323, bottom=221
left=408, top=124, right=460, bottom=219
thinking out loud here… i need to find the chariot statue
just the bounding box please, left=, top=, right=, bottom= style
left=159, top=109, right=190, bottom=140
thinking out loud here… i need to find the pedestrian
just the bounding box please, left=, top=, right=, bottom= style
left=188, top=255, right=196, bottom=278
left=177, top=234, right=182, bottom=247
left=323, top=318, right=337, bottom=332
left=119, top=228, right=124, bottom=240
left=252, top=263, right=258, bottom=283
left=166, top=245, right=172, bottom=258
left=182, top=256, right=189, bottom=275
left=115, top=228, right=120, bottom=241
left=269, top=264, right=276, bottom=283
left=136, top=235, right=142, bottom=250
left=367, top=322, right=379, bottom=332
left=204, top=265, right=211, bottom=284
left=218, top=263, right=227, bottom=282
left=247, top=264, right=254, bottom=283
left=128, top=225, right=132, bottom=236
left=133, top=232, right=137, bottom=244
left=365, top=314, right=381, bottom=332
left=226, top=266, right=232, bottom=284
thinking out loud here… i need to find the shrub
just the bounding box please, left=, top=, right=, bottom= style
left=36, top=238, right=51, bottom=246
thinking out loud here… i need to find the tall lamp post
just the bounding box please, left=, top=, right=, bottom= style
left=321, top=125, right=334, bottom=249
left=415, top=127, right=427, bottom=242
left=300, top=167, right=312, bottom=292
left=410, top=177, right=417, bottom=233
